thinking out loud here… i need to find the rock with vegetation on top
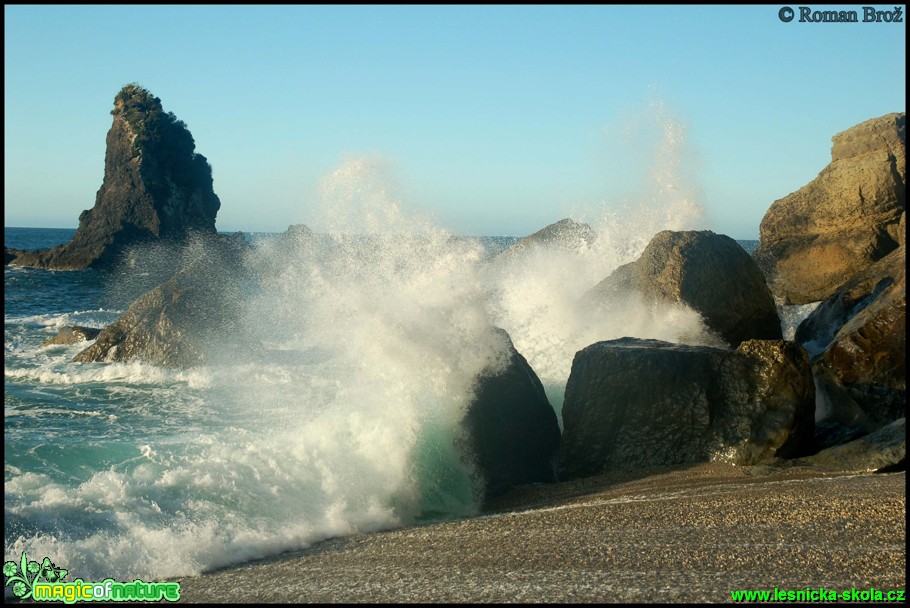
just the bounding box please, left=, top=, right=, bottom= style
left=8, top=84, right=221, bottom=270
left=754, top=112, right=905, bottom=304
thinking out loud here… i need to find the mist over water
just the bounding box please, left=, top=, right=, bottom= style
left=6, top=108, right=721, bottom=582
left=482, top=104, right=715, bottom=417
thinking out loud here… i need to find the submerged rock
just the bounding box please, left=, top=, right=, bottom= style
left=584, top=230, right=781, bottom=347
left=462, top=328, right=561, bottom=498
left=8, top=84, right=221, bottom=270
left=558, top=338, right=814, bottom=479
left=41, top=326, right=102, bottom=347
left=754, top=112, right=905, bottom=304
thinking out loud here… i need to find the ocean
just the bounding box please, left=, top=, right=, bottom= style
left=5, top=223, right=766, bottom=584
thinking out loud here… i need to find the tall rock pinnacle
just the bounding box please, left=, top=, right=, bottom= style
left=7, top=84, right=221, bottom=270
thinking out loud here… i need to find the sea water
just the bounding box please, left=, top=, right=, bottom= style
left=6, top=116, right=779, bottom=583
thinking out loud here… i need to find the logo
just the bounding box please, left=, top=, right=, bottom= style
left=4, top=552, right=180, bottom=603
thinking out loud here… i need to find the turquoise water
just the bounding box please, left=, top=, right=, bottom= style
left=5, top=224, right=761, bottom=583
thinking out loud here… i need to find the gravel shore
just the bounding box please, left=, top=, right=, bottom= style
left=176, top=464, right=906, bottom=603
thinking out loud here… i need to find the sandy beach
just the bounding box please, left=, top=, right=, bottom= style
left=176, top=463, right=906, bottom=603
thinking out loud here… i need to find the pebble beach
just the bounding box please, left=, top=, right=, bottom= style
left=176, top=463, right=906, bottom=603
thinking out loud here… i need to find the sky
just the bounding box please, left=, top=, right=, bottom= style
left=4, top=5, right=906, bottom=238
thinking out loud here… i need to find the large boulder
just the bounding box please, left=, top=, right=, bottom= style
left=584, top=230, right=782, bottom=347
left=73, top=236, right=247, bottom=367
left=558, top=338, right=814, bottom=479
left=497, top=218, right=596, bottom=258
left=462, top=328, right=561, bottom=498
left=796, top=243, right=905, bottom=429
left=8, top=84, right=221, bottom=270
left=754, top=113, right=905, bottom=304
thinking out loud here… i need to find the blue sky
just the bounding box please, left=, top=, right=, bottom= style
left=4, top=5, right=906, bottom=238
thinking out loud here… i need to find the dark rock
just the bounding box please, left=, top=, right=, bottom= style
left=584, top=230, right=782, bottom=347
left=5, top=247, right=21, bottom=266
left=754, top=112, right=905, bottom=304
left=41, top=326, right=102, bottom=347
left=8, top=84, right=221, bottom=270
left=558, top=338, right=814, bottom=479
left=462, top=328, right=561, bottom=498
left=73, top=235, right=247, bottom=367
left=752, top=418, right=905, bottom=475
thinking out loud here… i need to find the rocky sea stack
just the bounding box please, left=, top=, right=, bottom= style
left=7, top=84, right=221, bottom=270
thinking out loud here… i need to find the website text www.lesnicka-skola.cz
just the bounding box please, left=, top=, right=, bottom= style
left=731, top=587, right=905, bottom=602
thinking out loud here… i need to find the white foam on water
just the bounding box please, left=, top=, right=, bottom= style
left=481, top=103, right=717, bottom=419
left=6, top=106, right=725, bottom=582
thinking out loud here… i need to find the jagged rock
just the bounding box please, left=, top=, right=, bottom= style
left=818, top=267, right=905, bottom=426
left=558, top=338, right=814, bottom=479
left=41, top=326, right=102, bottom=347
left=73, top=235, right=247, bottom=367
left=751, top=418, right=905, bottom=475
left=5, top=247, right=20, bottom=266
left=462, top=328, right=561, bottom=498
left=584, top=230, right=782, bottom=347
left=795, top=241, right=906, bottom=429
left=497, top=218, right=596, bottom=258
left=754, top=113, right=906, bottom=304
left=795, top=246, right=905, bottom=357
left=8, top=84, right=221, bottom=270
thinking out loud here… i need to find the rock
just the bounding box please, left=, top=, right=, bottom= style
left=754, top=112, right=905, bottom=304
left=41, top=326, right=102, bottom=347
left=73, top=235, right=247, bottom=367
left=5, top=247, right=21, bottom=266
left=818, top=264, right=905, bottom=427
left=795, top=246, right=905, bottom=357
left=794, top=241, right=905, bottom=433
left=752, top=418, right=905, bottom=475
left=898, top=211, right=906, bottom=249
left=8, top=84, right=221, bottom=270
left=462, top=328, right=561, bottom=498
left=497, top=218, right=596, bottom=258
left=558, top=338, right=814, bottom=479
left=584, top=230, right=782, bottom=347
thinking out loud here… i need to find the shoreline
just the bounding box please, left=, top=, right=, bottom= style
left=175, top=463, right=906, bottom=603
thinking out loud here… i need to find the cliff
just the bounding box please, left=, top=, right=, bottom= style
left=8, top=84, right=221, bottom=270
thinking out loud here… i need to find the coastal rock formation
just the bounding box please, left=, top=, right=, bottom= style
left=41, top=326, right=102, bottom=347
left=753, top=418, right=905, bottom=475
left=8, top=84, right=221, bottom=270
left=558, top=338, right=814, bottom=479
left=497, top=218, right=596, bottom=258
left=462, top=328, right=561, bottom=497
left=796, top=242, right=905, bottom=431
left=73, top=236, right=247, bottom=367
left=754, top=112, right=906, bottom=304
left=584, top=230, right=782, bottom=347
